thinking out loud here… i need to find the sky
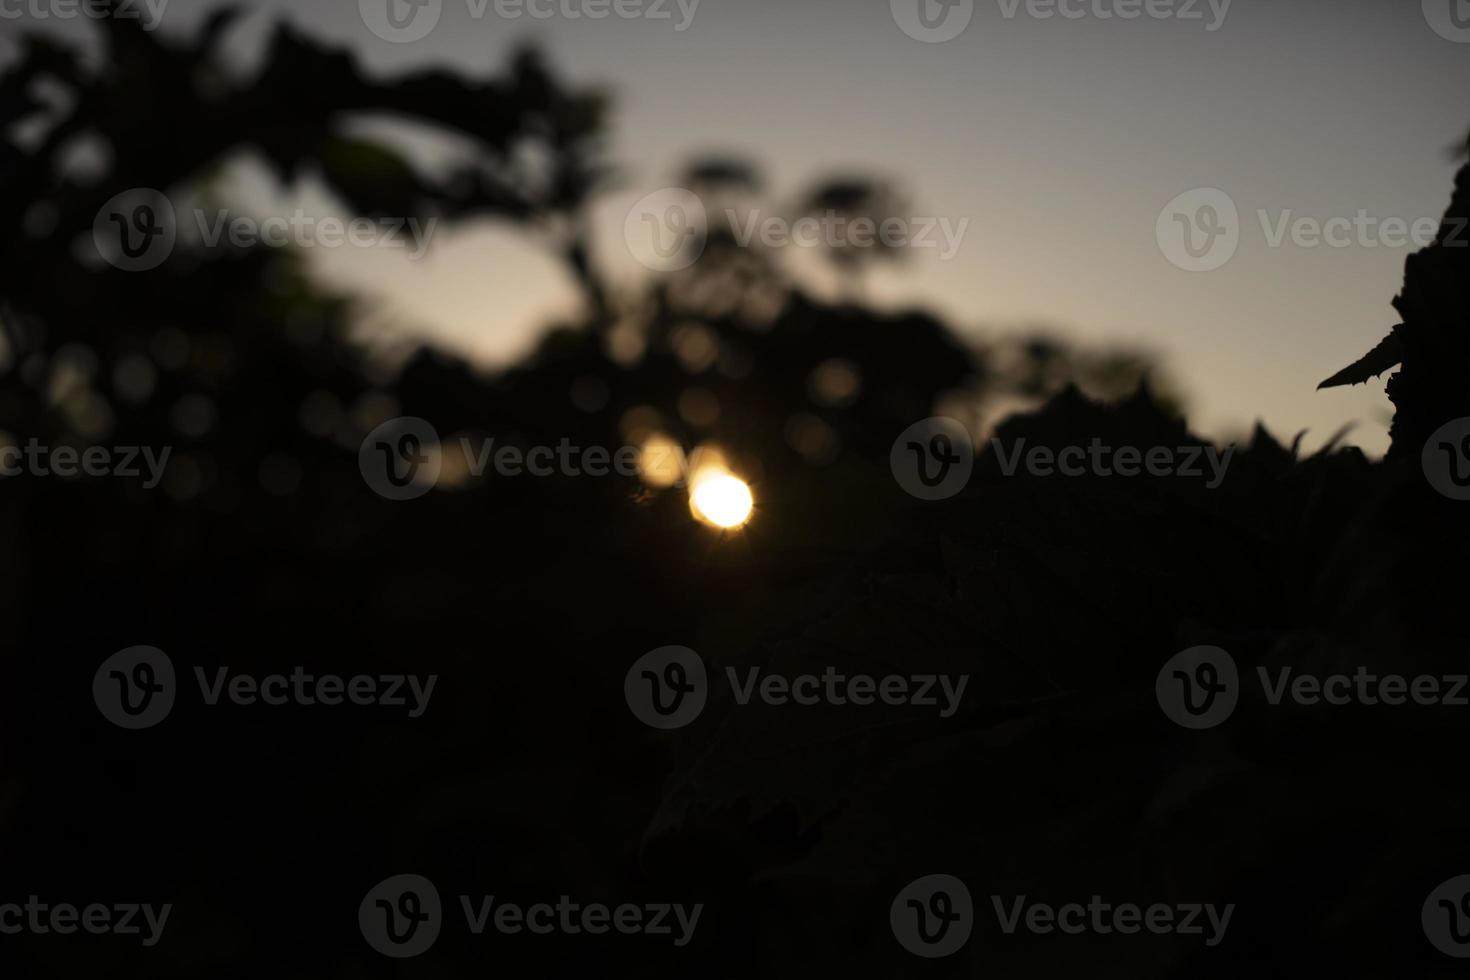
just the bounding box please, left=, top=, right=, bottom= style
left=11, top=0, right=1470, bottom=454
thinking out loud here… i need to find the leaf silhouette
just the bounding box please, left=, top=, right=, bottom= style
left=1316, top=328, right=1404, bottom=389
left=312, top=135, right=434, bottom=220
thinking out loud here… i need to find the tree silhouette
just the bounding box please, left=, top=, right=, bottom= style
left=795, top=175, right=910, bottom=300
left=1318, top=147, right=1470, bottom=460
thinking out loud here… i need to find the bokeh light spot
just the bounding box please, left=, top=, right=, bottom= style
left=689, top=472, right=753, bottom=529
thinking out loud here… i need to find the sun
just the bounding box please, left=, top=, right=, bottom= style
left=689, top=472, right=754, bottom=529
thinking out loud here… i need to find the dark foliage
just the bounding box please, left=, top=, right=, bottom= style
left=2, top=10, right=1469, bottom=979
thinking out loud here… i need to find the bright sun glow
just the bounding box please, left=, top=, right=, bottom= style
left=689, top=473, right=754, bottom=529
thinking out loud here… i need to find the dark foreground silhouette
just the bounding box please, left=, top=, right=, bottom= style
left=2, top=10, right=1469, bottom=978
